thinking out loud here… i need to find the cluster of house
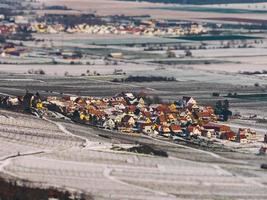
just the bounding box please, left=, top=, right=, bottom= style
left=5, top=92, right=253, bottom=144
left=0, top=18, right=28, bottom=57
left=0, top=14, right=30, bottom=36
left=0, top=43, right=25, bottom=57
left=31, top=23, right=207, bottom=36
left=0, top=24, right=17, bottom=36
left=0, top=92, right=259, bottom=143
left=0, top=10, right=208, bottom=37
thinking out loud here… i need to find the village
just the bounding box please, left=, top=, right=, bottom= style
left=0, top=20, right=207, bottom=60
left=0, top=2, right=208, bottom=59
left=0, top=18, right=206, bottom=36
left=0, top=10, right=207, bottom=36
left=31, top=22, right=207, bottom=36
left=1, top=91, right=266, bottom=150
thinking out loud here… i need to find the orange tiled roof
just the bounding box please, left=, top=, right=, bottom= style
left=170, top=124, right=182, bottom=132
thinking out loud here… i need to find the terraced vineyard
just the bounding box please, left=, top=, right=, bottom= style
left=0, top=112, right=85, bottom=153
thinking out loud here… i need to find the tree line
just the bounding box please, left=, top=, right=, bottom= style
left=112, top=75, right=176, bottom=83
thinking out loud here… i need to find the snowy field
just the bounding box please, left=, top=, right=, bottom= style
left=38, top=0, right=267, bottom=21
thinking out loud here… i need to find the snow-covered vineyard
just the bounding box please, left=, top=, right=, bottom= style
left=0, top=109, right=267, bottom=200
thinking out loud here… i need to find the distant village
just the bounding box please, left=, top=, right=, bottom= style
left=0, top=92, right=263, bottom=146
left=0, top=19, right=206, bottom=36
left=31, top=22, right=206, bottom=36
left=0, top=6, right=207, bottom=58
left=0, top=11, right=207, bottom=36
